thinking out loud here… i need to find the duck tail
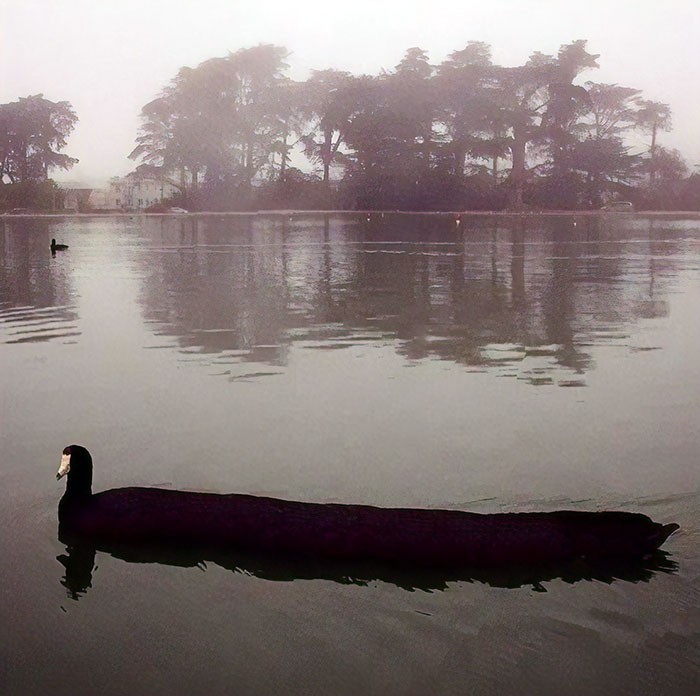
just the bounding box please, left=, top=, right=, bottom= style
left=649, top=522, right=680, bottom=550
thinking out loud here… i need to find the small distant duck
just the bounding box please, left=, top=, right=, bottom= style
left=51, top=238, right=69, bottom=253
left=56, top=445, right=679, bottom=568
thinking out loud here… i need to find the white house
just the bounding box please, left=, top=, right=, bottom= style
left=105, top=175, right=180, bottom=210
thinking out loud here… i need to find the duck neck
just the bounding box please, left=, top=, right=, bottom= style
left=59, top=479, right=91, bottom=521
left=65, top=469, right=92, bottom=498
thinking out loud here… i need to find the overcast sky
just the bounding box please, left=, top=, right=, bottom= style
left=2, top=0, right=698, bottom=184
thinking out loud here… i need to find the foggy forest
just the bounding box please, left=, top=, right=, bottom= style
left=2, top=40, right=699, bottom=212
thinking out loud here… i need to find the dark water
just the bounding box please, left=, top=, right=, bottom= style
left=1, top=213, right=698, bottom=695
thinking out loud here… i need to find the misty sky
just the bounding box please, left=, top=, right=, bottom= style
left=2, top=0, right=699, bottom=184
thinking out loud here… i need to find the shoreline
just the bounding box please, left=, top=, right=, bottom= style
left=3, top=209, right=700, bottom=220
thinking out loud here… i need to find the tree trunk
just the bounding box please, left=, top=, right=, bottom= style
left=322, top=128, right=332, bottom=185
left=245, top=140, right=255, bottom=184
left=508, top=129, right=527, bottom=209
left=179, top=168, right=188, bottom=207
left=453, top=144, right=467, bottom=177
left=649, top=122, right=658, bottom=184
left=280, top=133, right=288, bottom=182
left=420, top=131, right=431, bottom=173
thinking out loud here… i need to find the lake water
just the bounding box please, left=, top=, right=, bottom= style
left=1, top=213, right=699, bottom=695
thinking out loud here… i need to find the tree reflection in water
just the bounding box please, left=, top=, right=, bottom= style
left=137, top=214, right=680, bottom=386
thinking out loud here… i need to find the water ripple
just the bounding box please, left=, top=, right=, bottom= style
left=0, top=304, right=79, bottom=344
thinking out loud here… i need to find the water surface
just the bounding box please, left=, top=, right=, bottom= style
left=1, top=214, right=698, bottom=695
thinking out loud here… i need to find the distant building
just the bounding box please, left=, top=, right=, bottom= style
left=59, top=186, right=94, bottom=211
left=106, top=174, right=180, bottom=210
left=87, top=188, right=112, bottom=209
left=56, top=174, right=180, bottom=211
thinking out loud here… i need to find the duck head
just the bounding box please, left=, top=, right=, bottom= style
left=57, top=445, right=93, bottom=496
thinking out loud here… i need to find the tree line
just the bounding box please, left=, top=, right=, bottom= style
left=129, top=40, right=698, bottom=211
left=1, top=42, right=699, bottom=213
left=0, top=95, right=77, bottom=210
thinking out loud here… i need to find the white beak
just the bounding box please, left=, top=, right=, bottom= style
left=56, top=453, right=71, bottom=480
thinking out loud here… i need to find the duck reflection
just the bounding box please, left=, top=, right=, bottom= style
left=57, top=528, right=677, bottom=599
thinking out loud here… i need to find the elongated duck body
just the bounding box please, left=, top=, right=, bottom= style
left=57, top=446, right=679, bottom=568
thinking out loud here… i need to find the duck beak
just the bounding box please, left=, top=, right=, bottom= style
left=56, top=454, right=71, bottom=481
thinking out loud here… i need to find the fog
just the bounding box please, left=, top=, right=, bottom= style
left=1, top=0, right=699, bottom=183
